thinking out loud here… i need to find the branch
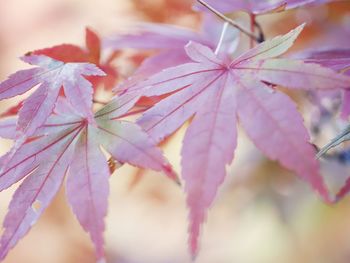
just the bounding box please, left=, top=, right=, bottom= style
left=197, top=0, right=263, bottom=43
left=253, top=20, right=265, bottom=43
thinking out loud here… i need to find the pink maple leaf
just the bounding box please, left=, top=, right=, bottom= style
left=30, top=28, right=120, bottom=90
left=105, top=14, right=239, bottom=92
left=118, top=24, right=350, bottom=257
left=301, top=48, right=350, bottom=118
left=0, top=55, right=105, bottom=138
left=194, top=0, right=338, bottom=15
left=300, top=49, right=350, bottom=201
left=0, top=98, right=177, bottom=262
left=0, top=118, right=16, bottom=139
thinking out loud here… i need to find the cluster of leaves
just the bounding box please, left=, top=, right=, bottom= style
left=0, top=0, right=349, bottom=262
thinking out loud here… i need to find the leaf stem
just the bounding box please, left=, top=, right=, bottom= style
left=253, top=20, right=265, bottom=43
left=197, top=0, right=262, bottom=43
left=215, top=22, right=229, bottom=55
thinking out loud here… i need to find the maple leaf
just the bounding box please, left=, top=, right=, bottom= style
left=301, top=48, right=350, bottom=118
left=302, top=49, right=350, bottom=70
left=0, top=98, right=177, bottom=261
left=0, top=55, right=105, bottom=138
left=303, top=49, right=350, bottom=201
left=30, top=28, right=119, bottom=90
left=194, top=0, right=337, bottom=15
left=315, top=122, right=350, bottom=201
left=117, top=24, right=350, bottom=256
left=0, top=117, right=16, bottom=140
left=105, top=14, right=238, bottom=92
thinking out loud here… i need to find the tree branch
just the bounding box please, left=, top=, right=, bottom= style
left=197, top=0, right=263, bottom=43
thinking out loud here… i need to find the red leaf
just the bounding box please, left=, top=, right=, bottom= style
left=29, top=44, right=87, bottom=63
left=86, top=28, right=101, bottom=63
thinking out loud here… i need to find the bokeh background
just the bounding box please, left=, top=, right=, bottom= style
left=0, top=1, right=350, bottom=262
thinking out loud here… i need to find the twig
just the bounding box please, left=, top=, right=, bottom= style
left=197, top=0, right=262, bottom=43
left=253, top=20, right=265, bottom=43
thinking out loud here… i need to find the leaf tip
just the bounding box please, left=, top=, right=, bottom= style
left=185, top=40, right=195, bottom=49
left=293, top=22, right=306, bottom=38
left=335, top=177, right=350, bottom=203
left=189, top=231, right=199, bottom=261
left=191, top=251, right=198, bottom=262
left=161, top=163, right=181, bottom=185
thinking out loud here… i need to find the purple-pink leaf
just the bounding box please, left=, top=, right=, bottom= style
left=182, top=75, right=237, bottom=256
left=130, top=25, right=350, bottom=257
left=105, top=15, right=238, bottom=56
left=105, top=14, right=238, bottom=92
left=298, top=48, right=350, bottom=118
left=0, top=118, right=17, bottom=139
left=194, top=0, right=337, bottom=15
left=96, top=117, right=178, bottom=181
left=17, top=82, right=61, bottom=138
left=0, top=68, right=42, bottom=99
left=104, top=14, right=238, bottom=52
left=0, top=55, right=105, bottom=138
left=94, top=93, right=140, bottom=121
left=236, top=59, right=350, bottom=90
left=301, top=49, right=350, bottom=70
left=0, top=98, right=176, bottom=260
left=236, top=78, right=327, bottom=196
left=302, top=49, right=350, bottom=200
left=0, top=127, right=79, bottom=261
left=137, top=71, right=219, bottom=142
left=104, top=23, right=205, bottom=50
left=234, top=24, right=305, bottom=62
left=0, top=125, right=82, bottom=192
left=66, top=127, right=109, bottom=260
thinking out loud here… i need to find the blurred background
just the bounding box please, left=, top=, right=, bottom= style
left=0, top=0, right=350, bottom=262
